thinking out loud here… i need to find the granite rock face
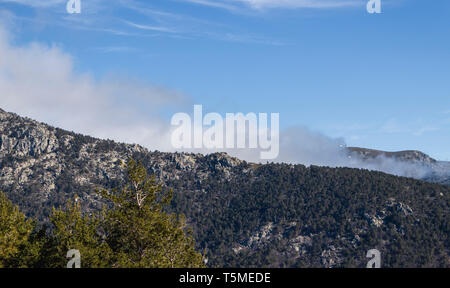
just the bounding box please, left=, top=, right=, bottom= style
left=0, top=108, right=245, bottom=218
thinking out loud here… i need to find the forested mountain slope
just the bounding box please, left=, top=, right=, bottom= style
left=0, top=108, right=448, bottom=267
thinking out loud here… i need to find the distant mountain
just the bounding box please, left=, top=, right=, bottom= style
left=347, top=147, right=437, bottom=164
left=347, top=147, right=450, bottom=185
left=0, top=108, right=449, bottom=267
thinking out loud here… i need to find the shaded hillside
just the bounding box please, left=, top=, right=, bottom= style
left=167, top=163, right=449, bottom=267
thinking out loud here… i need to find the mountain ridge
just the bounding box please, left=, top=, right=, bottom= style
left=347, top=147, right=437, bottom=164
left=0, top=107, right=248, bottom=219
left=347, top=147, right=450, bottom=185
left=0, top=108, right=449, bottom=267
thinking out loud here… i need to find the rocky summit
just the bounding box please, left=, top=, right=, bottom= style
left=0, top=108, right=246, bottom=218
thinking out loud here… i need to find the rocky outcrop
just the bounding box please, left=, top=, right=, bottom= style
left=347, top=147, right=437, bottom=165
left=347, top=147, right=450, bottom=185
left=0, top=108, right=245, bottom=219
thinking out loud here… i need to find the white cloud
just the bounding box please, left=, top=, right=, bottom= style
left=0, top=25, right=187, bottom=151
left=0, top=0, right=66, bottom=7
left=380, top=118, right=440, bottom=137
left=380, top=118, right=408, bottom=134
left=232, top=0, right=361, bottom=9
left=124, top=20, right=176, bottom=33
left=412, top=127, right=439, bottom=137
left=0, top=24, right=438, bottom=180
left=183, top=0, right=361, bottom=10
left=182, top=0, right=240, bottom=12
left=0, top=1, right=283, bottom=45
left=89, top=46, right=140, bottom=53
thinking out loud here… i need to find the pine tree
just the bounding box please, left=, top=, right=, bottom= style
left=47, top=197, right=113, bottom=268
left=0, top=191, right=40, bottom=268
left=101, top=159, right=205, bottom=268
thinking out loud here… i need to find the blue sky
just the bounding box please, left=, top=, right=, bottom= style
left=0, top=0, right=449, bottom=160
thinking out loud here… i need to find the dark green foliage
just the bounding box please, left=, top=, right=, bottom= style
left=0, top=191, right=43, bottom=268
left=167, top=164, right=449, bottom=268
left=0, top=113, right=448, bottom=268
left=0, top=161, right=204, bottom=268
left=100, top=160, right=205, bottom=268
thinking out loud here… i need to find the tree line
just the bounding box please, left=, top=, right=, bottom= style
left=0, top=160, right=204, bottom=268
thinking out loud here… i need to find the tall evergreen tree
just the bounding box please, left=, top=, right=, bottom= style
left=101, top=159, right=205, bottom=268
left=46, top=197, right=113, bottom=268
left=0, top=191, right=41, bottom=268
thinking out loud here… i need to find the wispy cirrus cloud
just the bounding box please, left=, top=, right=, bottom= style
left=1, top=0, right=283, bottom=45
left=89, top=46, right=140, bottom=53
left=181, top=0, right=240, bottom=12
left=124, top=20, right=176, bottom=33
left=235, top=0, right=361, bottom=9
left=0, top=0, right=66, bottom=7
left=412, top=127, right=439, bottom=137
left=380, top=118, right=441, bottom=137
left=182, top=0, right=362, bottom=10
